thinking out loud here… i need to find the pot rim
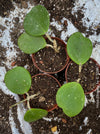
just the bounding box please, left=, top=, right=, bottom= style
left=65, top=58, right=100, bottom=94
left=32, top=36, right=69, bottom=74
left=24, top=73, right=61, bottom=112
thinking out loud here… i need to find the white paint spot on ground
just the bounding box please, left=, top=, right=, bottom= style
left=43, top=117, right=52, bottom=122
left=9, top=109, right=21, bottom=134
left=61, top=18, right=78, bottom=41
left=83, top=117, right=89, bottom=126
left=79, top=117, right=89, bottom=130
left=87, top=129, right=92, bottom=134
left=85, top=96, right=88, bottom=107
left=72, top=0, right=100, bottom=30
left=91, top=44, right=100, bottom=64
left=51, top=18, right=63, bottom=31
left=0, top=1, right=34, bottom=134
left=96, top=87, right=100, bottom=108
left=89, top=92, right=95, bottom=103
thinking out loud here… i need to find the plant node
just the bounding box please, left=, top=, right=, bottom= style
left=76, top=78, right=81, bottom=83
left=46, top=33, right=60, bottom=53
left=9, top=91, right=40, bottom=109
left=26, top=92, right=31, bottom=109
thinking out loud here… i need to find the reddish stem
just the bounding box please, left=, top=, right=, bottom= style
left=47, top=104, right=58, bottom=112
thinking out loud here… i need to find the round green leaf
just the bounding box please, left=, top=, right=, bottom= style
left=24, top=108, right=48, bottom=122
left=18, top=33, right=46, bottom=54
left=67, top=32, right=93, bottom=65
left=4, top=67, right=31, bottom=94
left=24, top=5, right=50, bottom=36
left=56, top=82, right=85, bottom=117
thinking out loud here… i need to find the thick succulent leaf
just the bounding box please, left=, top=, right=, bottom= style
left=67, top=32, right=93, bottom=65
left=18, top=33, right=46, bottom=54
left=24, top=108, right=48, bottom=122
left=56, top=82, right=85, bottom=117
left=4, top=67, right=31, bottom=94
left=24, top=5, right=50, bottom=36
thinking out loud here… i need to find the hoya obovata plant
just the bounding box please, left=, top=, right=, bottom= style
left=4, top=67, right=48, bottom=122
left=18, top=5, right=60, bottom=54
left=56, top=32, right=93, bottom=117
left=4, top=31, right=93, bottom=122
left=4, top=5, right=93, bottom=122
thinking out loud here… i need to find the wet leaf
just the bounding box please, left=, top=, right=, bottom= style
left=56, top=82, right=85, bottom=117
left=24, top=5, right=50, bottom=36
left=67, top=32, right=93, bottom=65
left=4, top=67, right=31, bottom=94
left=18, top=33, right=46, bottom=54
left=24, top=108, right=48, bottom=122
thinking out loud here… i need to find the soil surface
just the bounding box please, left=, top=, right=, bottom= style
left=66, top=59, right=100, bottom=93
left=0, top=0, right=14, bottom=17
left=34, top=0, right=100, bottom=38
left=27, top=74, right=60, bottom=110
left=31, top=91, right=100, bottom=134
left=0, top=90, right=23, bottom=134
left=33, top=37, right=68, bottom=73
left=0, top=0, right=32, bottom=17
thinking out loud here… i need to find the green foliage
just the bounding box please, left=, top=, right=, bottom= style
left=67, top=32, right=93, bottom=65
left=56, top=82, right=85, bottom=117
left=18, top=33, right=46, bottom=54
left=4, top=67, right=31, bottom=94
left=24, top=108, right=48, bottom=122
left=5, top=5, right=90, bottom=121
left=24, top=5, right=50, bottom=36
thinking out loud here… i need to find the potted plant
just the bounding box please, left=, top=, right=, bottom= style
left=18, top=5, right=69, bottom=74
left=5, top=31, right=99, bottom=123
left=4, top=66, right=61, bottom=122
left=65, top=32, right=100, bottom=94
left=56, top=32, right=100, bottom=118
left=4, top=5, right=99, bottom=124
left=4, top=66, right=85, bottom=122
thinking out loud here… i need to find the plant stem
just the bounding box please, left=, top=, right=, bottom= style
left=77, top=64, right=82, bottom=83
left=46, top=44, right=54, bottom=49
left=79, top=64, right=82, bottom=73
left=47, top=104, right=58, bottom=112
left=9, top=99, right=28, bottom=109
left=46, top=33, right=60, bottom=53
left=45, top=33, right=54, bottom=43
left=9, top=92, right=40, bottom=109
left=77, top=78, right=81, bottom=83
left=26, top=92, right=31, bottom=109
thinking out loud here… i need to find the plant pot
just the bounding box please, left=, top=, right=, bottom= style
left=32, top=37, right=69, bottom=74
left=24, top=73, right=61, bottom=112
left=65, top=58, right=100, bottom=94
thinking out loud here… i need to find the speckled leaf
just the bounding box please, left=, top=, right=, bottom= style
left=56, top=82, right=85, bottom=117
left=24, top=5, right=50, bottom=36
left=4, top=67, right=31, bottom=94
left=18, top=33, right=46, bottom=54
left=24, top=108, right=48, bottom=122
left=67, top=32, right=93, bottom=65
